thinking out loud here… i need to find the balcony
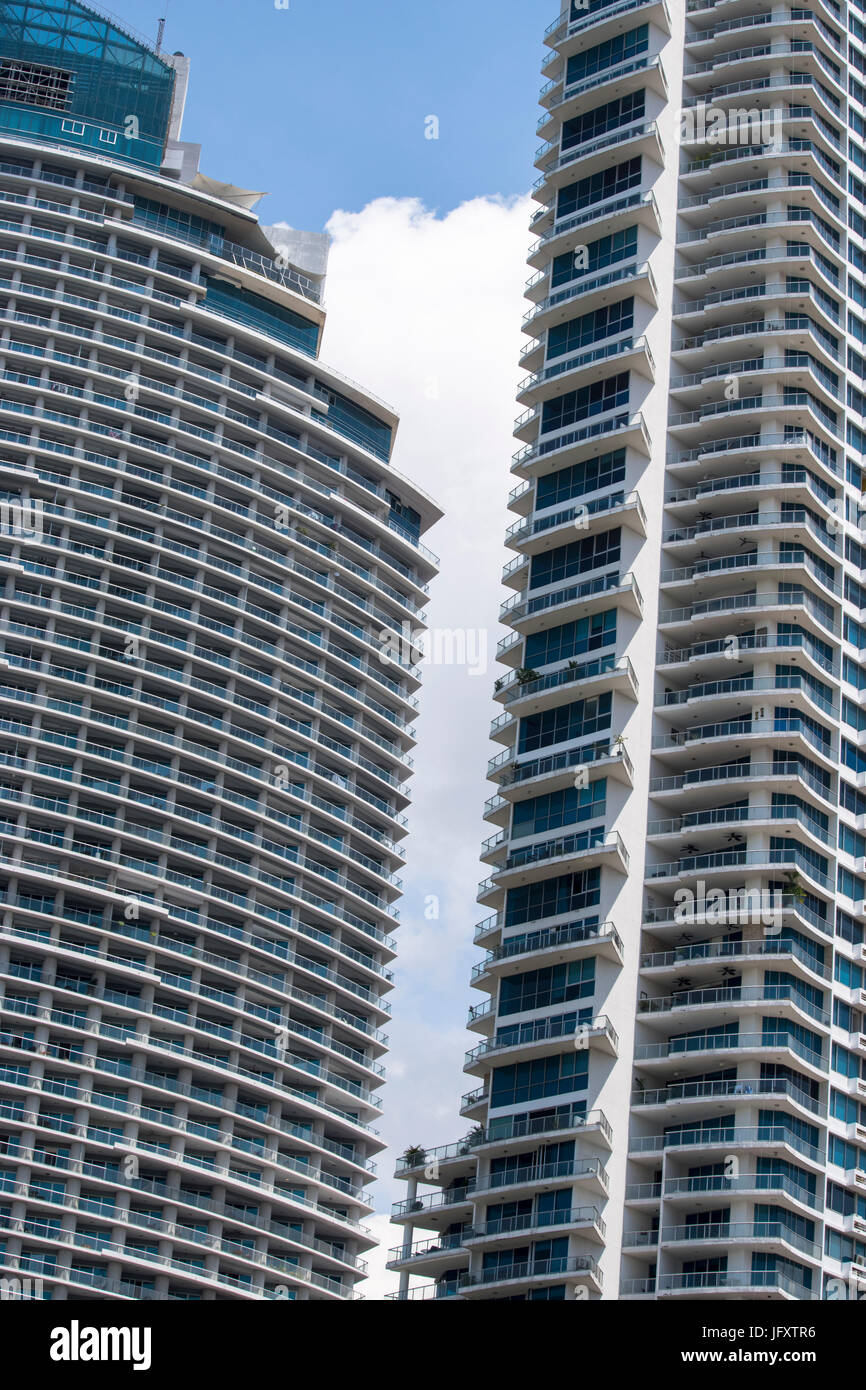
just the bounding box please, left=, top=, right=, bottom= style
left=641, top=893, right=831, bottom=944
left=391, top=1184, right=475, bottom=1224
left=657, top=593, right=840, bottom=646
left=632, top=1075, right=826, bottom=1120
left=472, top=1154, right=609, bottom=1198
left=386, top=1281, right=463, bottom=1301
left=459, top=1253, right=602, bottom=1296
left=385, top=1231, right=470, bottom=1276
left=523, top=262, right=658, bottom=337
left=639, top=934, right=829, bottom=983
left=650, top=750, right=834, bottom=806
left=538, top=56, right=667, bottom=140
left=644, top=844, right=833, bottom=898
left=528, top=190, right=661, bottom=264
left=479, top=828, right=629, bottom=897
left=656, top=671, right=838, bottom=722
left=629, top=1123, right=824, bottom=1167
left=505, top=491, right=646, bottom=553
left=517, top=333, right=655, bottom=399
left=680, top=141, right=844, bottom=197
left=656, top=1269, right=817, bottom=1299
left=633, top=1032, right=825, bottom=1080
left=534, top=123, right=663, bottom=195
left=646, top=803, right=833, bottom=855
left=675, top=244, right=842, bottom=299
left=668, top=350, right=841, bottom=405
left=471, top=1106, right=613, bottom=1152
left=679, top=70, right=842, bottom=127
left=466, top=1204, right=605, bottom=1245
left=500, top=569, right=643, bottom=629
left=495, top=654, right=638, bottom=717
left=668, top=428, right=839, bottom=483
left=464, top=1013, right=619, bottom=1073
left=637, top=983, right=829, bottom=1030
left=394, top=1137, right=482, bottom=1178
left=662, top=1171, right=821, bottom=1211
left=684, top=39, right=844, bottom=102
left=673, top=317, right=841, bottom=380
left=543, top=0, right=672, bottom=63
left=656, top=638, right=837, bottom=690
left=664, top=468, right=837, bottom=516
left=684, top=6, right=842, bottom=54
left=472, top=919, right=624, bottom=982
left=489, top=739, right=634, bottom=799
left=677, top=171, right=843, bottom=229
left=620, top=1276, right=657, bottom=1296
left=662, top=508, right=838, bottom=562
left=666, top=393, right=841, bottom=450
left=513, top=410, right=651, bottom=472
left=460, top=1085, right=489, bottom=1120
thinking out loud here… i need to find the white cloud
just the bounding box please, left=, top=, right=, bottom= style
left=314, top=195, right=531, bottom=1296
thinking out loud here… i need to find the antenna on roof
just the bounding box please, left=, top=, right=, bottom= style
left=156, top=16, right=166, bottom=53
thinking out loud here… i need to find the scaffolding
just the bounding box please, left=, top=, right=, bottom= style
left=0, top=59, right=73, bottom=113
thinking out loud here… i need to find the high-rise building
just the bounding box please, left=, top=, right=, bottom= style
left=0, top=0, right=440, bottom=1300
left=392, top=0, right=866, bottom=1302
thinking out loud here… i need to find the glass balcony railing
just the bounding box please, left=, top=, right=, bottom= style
left=634, top=1033, right=824, bottom=1073
left=639, top=933, right=829, bottom=978
left=637, top=983, right=829, bottom=1027
left=474, top=920, right=622, bottom=974
left=130, top=208, right=322, bottom=303
left=657, top=1269, right=817, bottom=1297
left=466, top=1013, right=618, bottom=1063
left=461, top=1254, right=601, bottom=1288
left=633, top=1076, right=826, bottom=1118
left=539, top=56, right=661, bottom=129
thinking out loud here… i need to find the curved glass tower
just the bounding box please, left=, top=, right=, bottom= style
left=392, top=0, right=866, bottom=1303
left=0, top=0, right=440, bottom=1300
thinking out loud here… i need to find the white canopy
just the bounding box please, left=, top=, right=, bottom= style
left=188, top=173, right=266, bottom=210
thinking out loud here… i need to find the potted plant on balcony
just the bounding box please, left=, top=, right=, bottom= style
left=515, top=667, right=540, bottom=686
left=785, top=872, right=806, bottom=903
left=460, top=1126, right=484, bottom=1154
left=402, top=1144, right=427, bottom=1168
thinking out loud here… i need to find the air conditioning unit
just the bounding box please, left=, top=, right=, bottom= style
left=860, top=943, right=866, bottom=962
left=853, top=1217, right=866, bottom=1237
left=853, top=1169, right=866, bottom=1189
left=859, top=990, right=866, bottom=1009
left=855, top=1125, right=866, bottom=1145
left=856, top=903, right=866, bottom=920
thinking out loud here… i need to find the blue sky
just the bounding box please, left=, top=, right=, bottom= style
left=106, top=0, right=554, bottom=228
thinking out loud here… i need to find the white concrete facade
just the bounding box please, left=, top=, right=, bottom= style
left=392, top=0, right=866, bottom=1302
